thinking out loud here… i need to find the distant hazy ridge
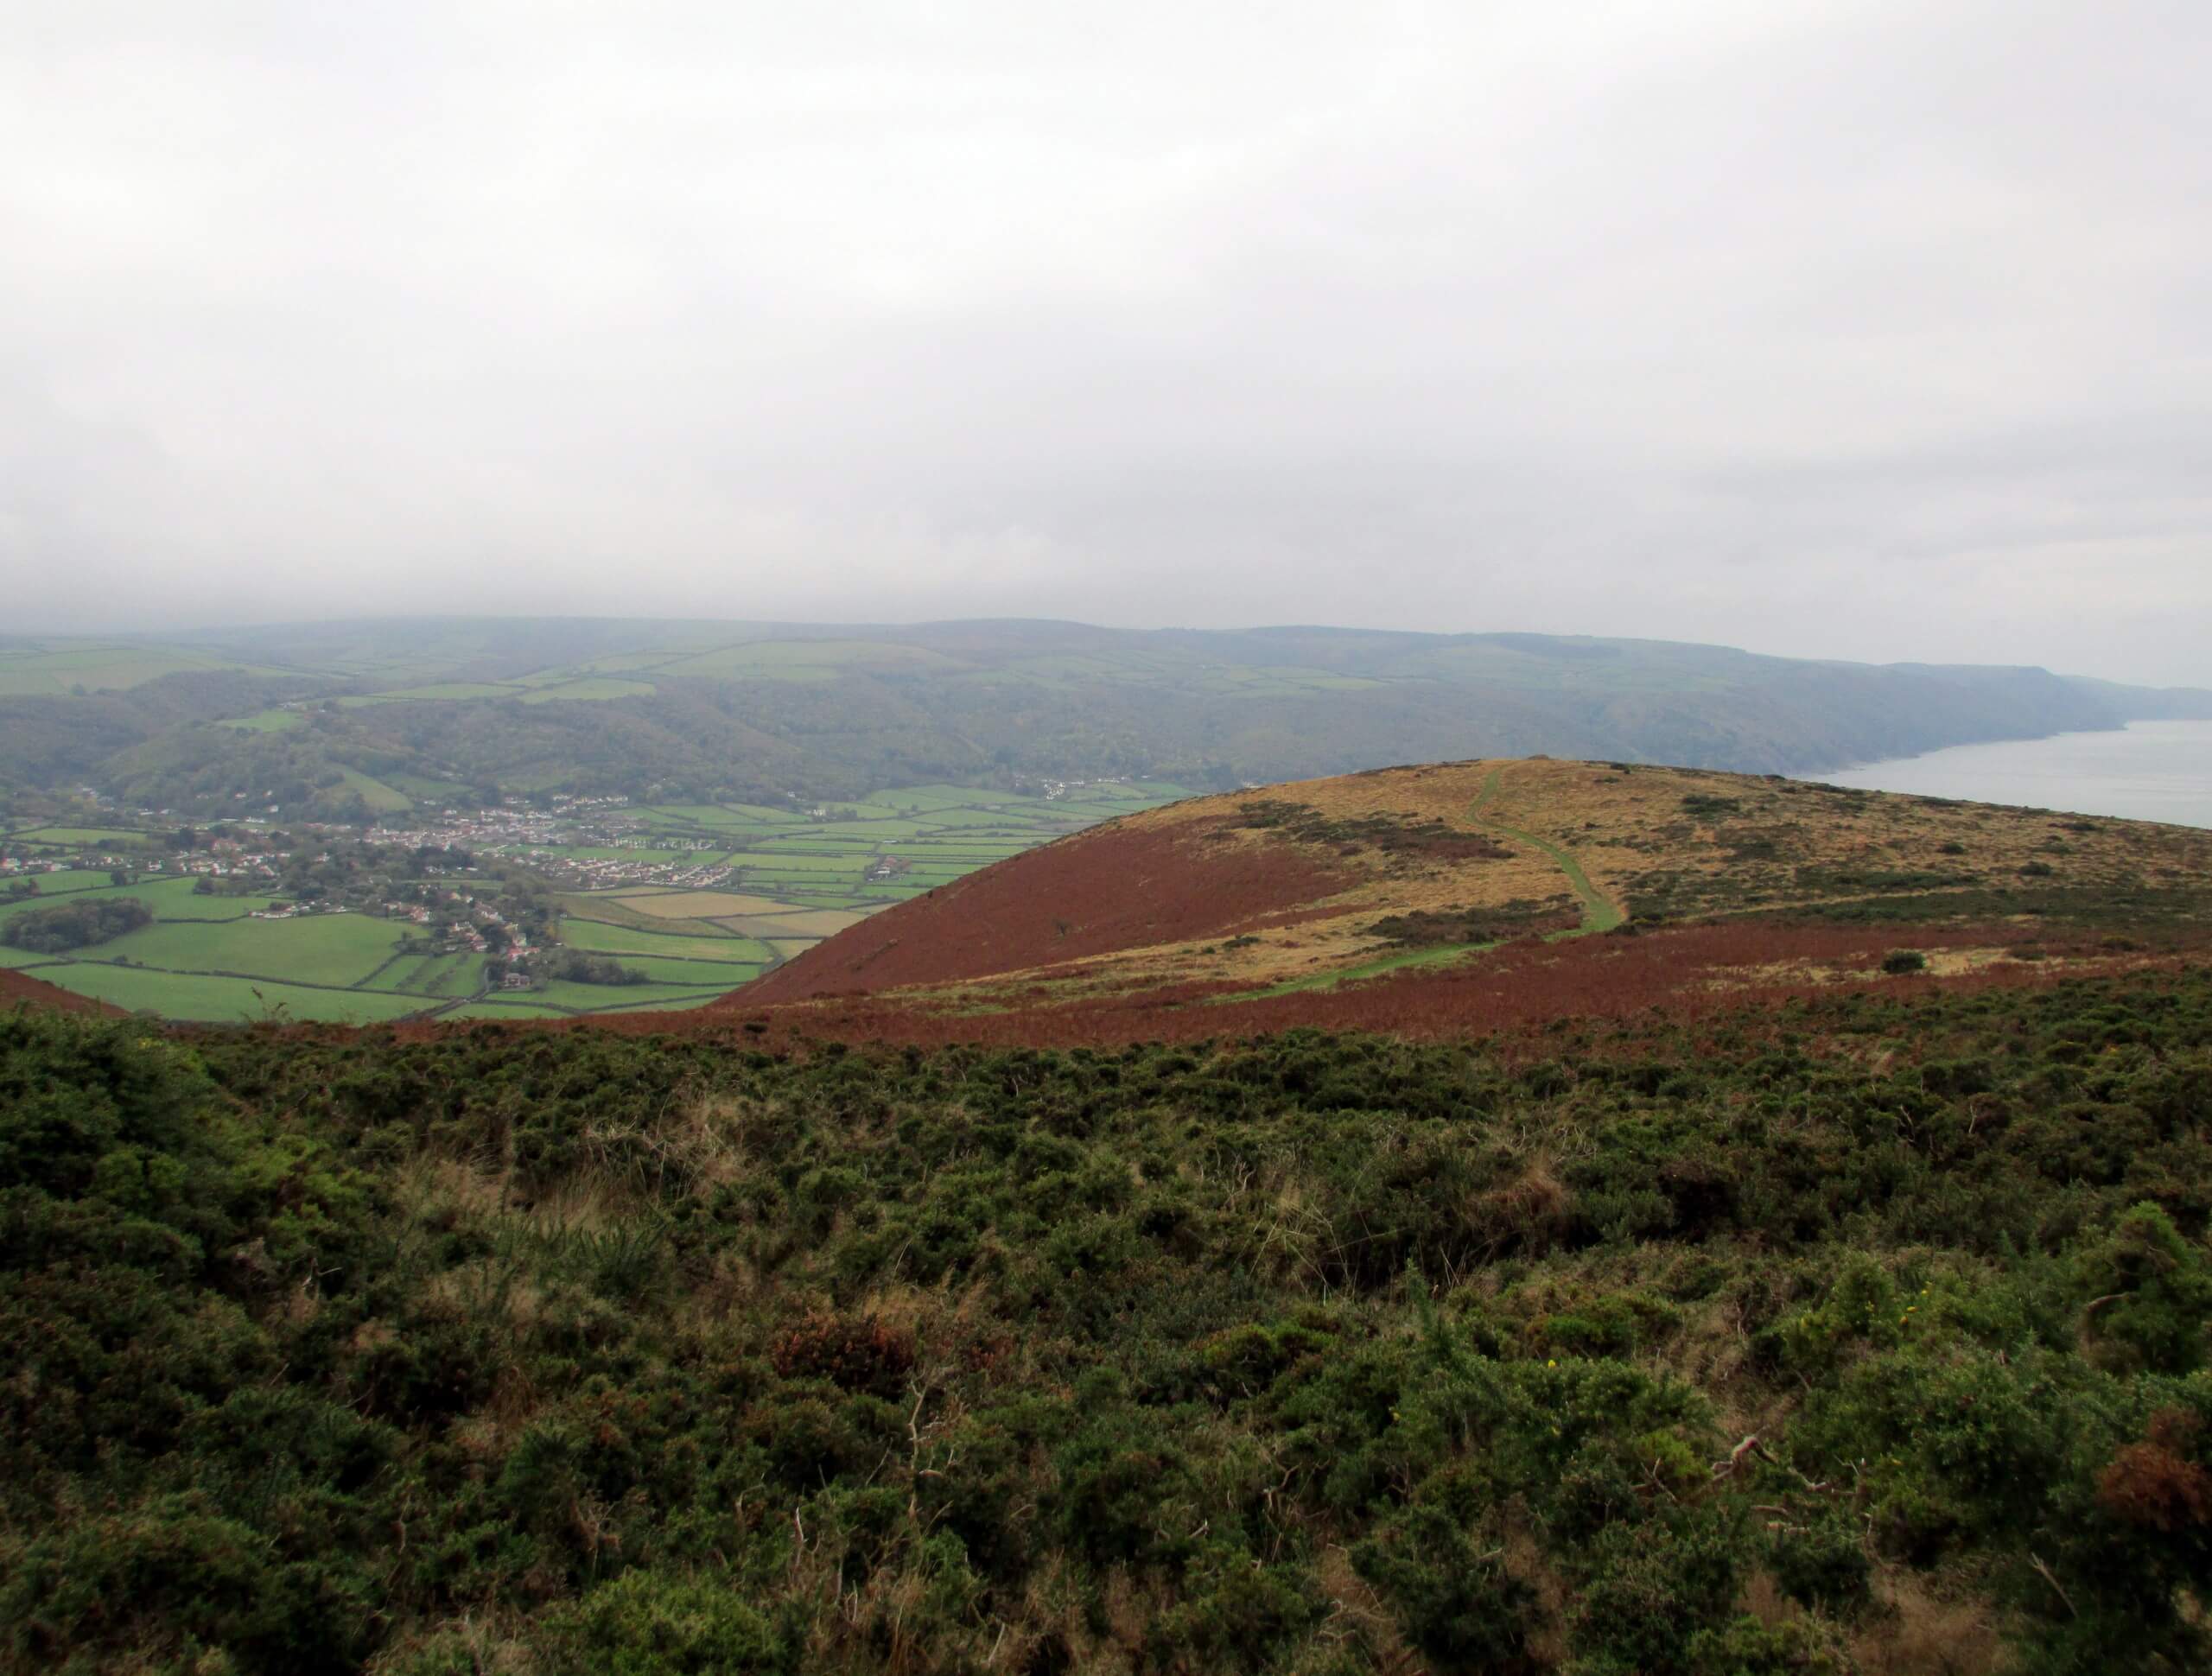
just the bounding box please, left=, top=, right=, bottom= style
left=2, top=619, right=2207, bottom=815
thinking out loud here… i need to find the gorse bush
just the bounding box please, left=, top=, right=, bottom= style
left=3, top=970, right=2212, bottom=1672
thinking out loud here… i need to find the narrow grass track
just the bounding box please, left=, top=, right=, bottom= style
left=1471, top=765, right=1625, bottom=935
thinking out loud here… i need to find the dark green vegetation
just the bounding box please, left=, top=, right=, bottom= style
left=1365, top=898, right=1577, bottom=947
left=525, top=949, right=649, bottom=987
left=5, top=619, right=2209, bottom=820
left=8, top=970, right=2212, bottom=1673
left=1230, top=800, right=1514, bottom=862
left=0, top=893, right=153, bottom=953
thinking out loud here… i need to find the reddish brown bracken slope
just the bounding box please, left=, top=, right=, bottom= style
left=715, top=756, right=2212, bottom=1041
left=0, top=968, right=122, bottom=1015
left=742, top=809, right=1357, bottom=1002
left=40, top=757, right=2212, bottom=1051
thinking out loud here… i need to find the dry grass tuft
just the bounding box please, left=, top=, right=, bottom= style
left=1853, top=1572, right=2012, bottom=1676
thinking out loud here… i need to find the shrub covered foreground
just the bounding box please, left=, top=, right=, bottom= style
left=4, top=970, right=2212, bottom=1673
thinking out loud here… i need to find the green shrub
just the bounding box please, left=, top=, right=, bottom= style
left=1351, top=1504, right=1541, bottom=1674
left=6, top=974, right=2212, bottom=1671
left=2076, top=1202, right=2212, bottom=1373
left=1571, top=1511, right=1750, bottom=1675
left=540, top=1570, right=793, bottom=1675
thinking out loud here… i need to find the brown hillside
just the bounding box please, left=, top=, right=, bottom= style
left=729, top=756, right=2212, bottom=1016
left=0, top=968, right=123, bottom=1015
left=741, top=807, right=1360, bottom=1001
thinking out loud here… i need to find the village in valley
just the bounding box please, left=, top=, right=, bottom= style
left=0, top=778, right=1185, bottom=1022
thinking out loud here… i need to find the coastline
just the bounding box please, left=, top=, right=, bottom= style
left=1810, top=719, right=2212, bottom=829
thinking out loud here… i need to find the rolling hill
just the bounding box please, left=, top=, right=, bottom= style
left=10, top=757, right=2212, bottom=1673
left=728, top=757, right=2212, bottom=1044
left=4, top=765, right=2212, bottom=1676
left=6, top=618, right=2208, bottom=821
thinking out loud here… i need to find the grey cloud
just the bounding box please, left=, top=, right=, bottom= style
left=1, top=0, right=2207, bottom=682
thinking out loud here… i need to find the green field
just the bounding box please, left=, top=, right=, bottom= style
left=584, top=954, right=766, bottom=987
left=335, top=768, right=414, bottom=812
left=340, top=682, right=518, bottom=704
left=648, top=640, right=969, bottom=681
left=0, top=868, right=118, bottom=897
left=6, top=881, right=769, bottom=1022
left=1, top=881, right=185, bottom=925
left=10, top=778, right=1190, bottom=1021
left=440, top=1000, right=575, bottom=1020
left=16, top=964, right=429, bottom=1023
left=723, top=851, right=868, bottom=874
left=0, top=640, right=294, bottom=695
left=99, top=912, right=409, bottom=987
left=385, top=772, right=474, bottom=805
left=214, top=708, right=306, bottom=733
left=518, top=780, right=1186, bottom=968
left=553, top=917, right=773, bottom=962
left=89, top=883, right=291, bottom=921
left=518, top=676, right=655, bottom=703
left=522, top=977, right=732, bottom=1011
left=588, top=989, right=724, bottom=1013
left=9, top=826, right=158, bottom=849
left=385, top=949, right=480, bottom=996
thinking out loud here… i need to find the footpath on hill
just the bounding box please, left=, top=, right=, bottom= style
left=1471, top=765, right=1626, bottom=936
left=1225, top=765, right=1627, bottom=1001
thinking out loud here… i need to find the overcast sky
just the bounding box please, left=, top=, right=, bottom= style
left=3, top=2, right=2208, bottom=683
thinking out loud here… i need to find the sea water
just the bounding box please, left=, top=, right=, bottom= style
left=1817, top=720, right=2212, bottom=830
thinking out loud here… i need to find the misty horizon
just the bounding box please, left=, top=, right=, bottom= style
left=5, top=3, right=2210, bottom=685
left=6, top=608, right=2206, bottom=696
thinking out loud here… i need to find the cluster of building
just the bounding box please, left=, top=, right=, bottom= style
left=1035, top=775, right=1141, bottom=803
left=0, top=855, right=76, bottom=877
left=361, top=803, right=741, bottom=892
left=375, top=890, right=533, bottom=956
left=0, top=838, right=288, bottom=886
left=512, top=852, right=740, bottom=891
left=368, top=804, right=581, bottom=852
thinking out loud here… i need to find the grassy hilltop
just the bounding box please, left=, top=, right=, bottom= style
left=734, top=757, right=2212, bottom=1045
left=3, top=759, right=2212, bottom=1674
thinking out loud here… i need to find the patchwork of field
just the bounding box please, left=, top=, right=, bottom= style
left=0, top=639, right=294, bottom=695
left=0, top=860, right=486, bottom=1021
left=10, top=826, right=162, bottom=850
left=192, top=632, right=1003, bottom=730
left=0, top=781, right=1189, bottom=1022
left=542, top=780, right=1192, bottom=981
left=0, top=867, right=753, bottom=1025
left=177, top=623, right=1456, bottom=728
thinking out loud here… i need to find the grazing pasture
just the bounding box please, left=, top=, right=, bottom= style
left=9, top=826, right=160, bottom=849
left=538, top=779, right=1191, bottom=973
left=8, top=778, right=1187, bottom=1021
left=0, top=638, right=291, bottom=694
left=22, top=964, right=428, bottom=1022
left=334, top=767, right=413, bottom=812
left=97, top=912, right=405, bottom=987
left=551, top=916, right=772, bottom=962
left=214, top=707, right=306, bottom=732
